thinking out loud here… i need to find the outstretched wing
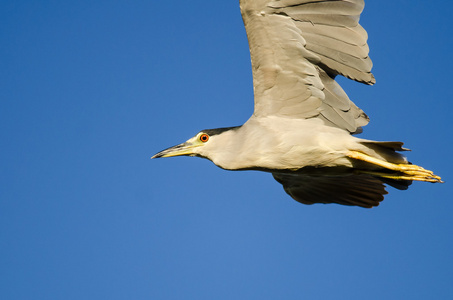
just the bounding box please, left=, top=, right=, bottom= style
left=272, top=173, right=388, bottom=208
left=240, top=0, right=374, bottom=133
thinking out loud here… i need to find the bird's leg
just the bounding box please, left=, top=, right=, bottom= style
left=347, top=151, right=443, bottom=183
left=355, top=171, right=440, bottom=183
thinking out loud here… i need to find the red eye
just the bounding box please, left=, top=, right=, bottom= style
left=200, top=134, right=209, bottom=143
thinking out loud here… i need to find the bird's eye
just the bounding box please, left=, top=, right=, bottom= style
left=199, top=133, right=209, bottom=143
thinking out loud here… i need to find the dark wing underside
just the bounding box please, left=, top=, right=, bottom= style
left=240, top=0, right=374, bottom=133
left=272, top=173, right=390, bottom=208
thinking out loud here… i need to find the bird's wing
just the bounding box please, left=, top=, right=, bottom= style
left=240, top=0, right=374, bottom=133
left=272, top=173, right=388, bottom=208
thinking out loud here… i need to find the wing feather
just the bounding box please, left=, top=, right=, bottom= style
left=240, top=0, right=374, bottom=132
left=272, top=173, right=388, bottom=208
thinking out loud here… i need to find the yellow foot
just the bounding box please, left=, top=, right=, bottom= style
left=347, top=151, right=443, bottom=183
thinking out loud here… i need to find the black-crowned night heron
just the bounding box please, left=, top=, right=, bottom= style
left=152, top=0, right=442, bottom=208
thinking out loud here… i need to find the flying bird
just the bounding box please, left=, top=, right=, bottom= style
left=152, top=0, right=442, bottom=208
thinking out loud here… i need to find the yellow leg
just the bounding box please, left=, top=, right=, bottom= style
left=347, top=151, right=443, bottom=183
left=357, top=171, right=441, bottom=183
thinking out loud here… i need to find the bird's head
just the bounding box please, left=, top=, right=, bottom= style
left=151, top=126, right=240, bottom=162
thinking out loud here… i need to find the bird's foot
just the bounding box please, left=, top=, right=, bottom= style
left=347, top=151, right=443, bottom=183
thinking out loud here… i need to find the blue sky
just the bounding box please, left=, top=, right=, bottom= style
left=1, top=1, right=452, bottom=299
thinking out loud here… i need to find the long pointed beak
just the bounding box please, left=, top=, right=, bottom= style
left=151, top=141, right=198, bottom=159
